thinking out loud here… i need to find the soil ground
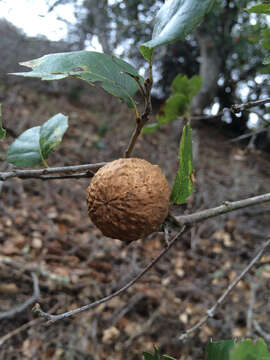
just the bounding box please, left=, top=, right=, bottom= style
left=0, top=84, right=270, bottom=359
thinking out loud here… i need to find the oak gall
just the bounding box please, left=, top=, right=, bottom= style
left=86, top=158, right=171, bottom=242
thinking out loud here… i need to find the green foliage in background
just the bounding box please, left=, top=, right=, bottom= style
left=247, top=3, right=270, bottom=15
left=247, top=3, right=270, bottom=66
left=142, top=74, right=202, bottom=134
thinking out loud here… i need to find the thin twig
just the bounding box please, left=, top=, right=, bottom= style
left=178, top=237, right=270, bottom=341
left=191, top=97, right=270, bottom=121
left=0, top=273, right=40, bottom=320
left=231, top=98, right=270, bottom=112
left=28, top=172, right=95, bottom=180
left=123, top=71, right=146, bottom=98
left=229, top=127, right=267, bottom=143
left=124, top=309, right=160, bottom=348
left=124, top=66, right=153, bottom=158
left=0, top=303, right=59, bottom=347
left=124, top=116, right=145, bottom=158
left=246, top=278, right=258, bottom=337
left=253, top=320, right=270, bottom=342
left=0, top=257, right=70, bottom=284
left=0, top=318, right=41, bottom=347
left=174, top=192, right=270, bottom=226
left=32, top=226, right=188, bottom=323
left=0, top=162, right=106, bottom=181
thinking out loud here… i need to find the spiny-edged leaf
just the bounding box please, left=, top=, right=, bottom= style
left=205, top=339, right=236, bottom=360
left=0, top=104, right=6, bottom=140
left=172, top=74, right=202, bottom=99
left=39, top=113, right=68, bottom=159
left=139, top=0, right=215, bottom=60
left=6, top=126, right=42, bottom=167
left=171, top=121, right=194, bottom=204
left=163, top=355, right=177, bottom=360
left=6, top=113, right=68, bottom=168
left=158, top=93, right=189, bottom=125
left=154, top=346, right=160, bottom=358
left=142, top=122, right=160, bottom=134
left=143, top=352, right=159, bottom=360
left=143, top=74, right=202, bottom=134
left=143, top=354, right=155, bottom=360
left=188, top=76, right=203, bottom=98
left=246, top=4, right=270, bottom=15
left=231, top=338, right=270, bottom=360
left=143, top=346, right=161, bottom=360
left=11, top=51, right=143, bottom=108
left=171, top=74, right=190, bottom=94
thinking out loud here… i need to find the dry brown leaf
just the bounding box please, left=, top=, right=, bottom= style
left=102, top=326, right=120, bottom=344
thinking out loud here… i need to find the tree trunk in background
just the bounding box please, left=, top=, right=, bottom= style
left=191, top=29, right=222, bottom=115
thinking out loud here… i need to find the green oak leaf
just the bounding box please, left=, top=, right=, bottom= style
left=206, top=339, right=236, bottom=360
left=39, top=113, right=68, bottom=159
left=11, top=51, right=143, bottom=108
left=140, top=0, right=215, bottom=60
left=143, top=346, right=160, bottom=360
left=171, top=121, right=194, bottom=204
left=142, top=122, right=160, bottom=134
left=143, top=353, right=157, bottom=360
left=231, top=338, right=270, bottom=360
left=6, top=113, right=68, bottom=168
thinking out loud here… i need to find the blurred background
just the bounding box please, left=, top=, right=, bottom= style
left=0, top=1, right=270, bottom=359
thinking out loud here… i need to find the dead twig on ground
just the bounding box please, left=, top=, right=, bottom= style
left=246, top=277, right=259, bottom=337
left=0, top=318, right=41, bottom=347
left=178, top=236, right=270, bottom=341
left=0, top=257, right=70, bottom=284
left=0, top=273, right=40, bottom=320
left=32, top=226, right=188, bottom=323
left=253, top=320, right=270, bottom=342
left=0, top=303, right=59, bottom=347
left=124, top=309, right=160, bottom=348
left=110, top=293, right=144, bottom=327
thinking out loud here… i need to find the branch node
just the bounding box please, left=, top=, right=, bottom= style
left=223, top=201, right=231, bottom=206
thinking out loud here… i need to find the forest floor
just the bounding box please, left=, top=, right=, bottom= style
left=0, top=83, right=270, bottom=360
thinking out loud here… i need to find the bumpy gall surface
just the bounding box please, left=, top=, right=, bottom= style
left=86, top=158, right=171, bottom=242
